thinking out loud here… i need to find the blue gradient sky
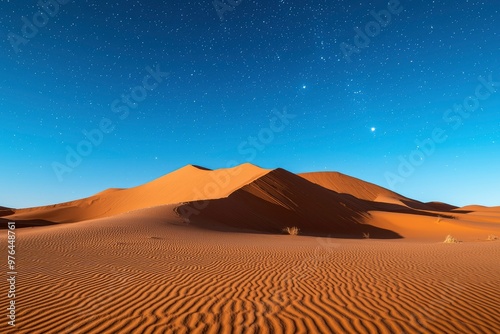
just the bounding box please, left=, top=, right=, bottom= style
left=1, top=0, right=499, bottom=208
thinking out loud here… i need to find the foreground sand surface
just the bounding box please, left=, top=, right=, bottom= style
left=2, top=206, right=499, bottom=334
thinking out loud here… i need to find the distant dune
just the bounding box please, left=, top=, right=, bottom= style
left=0, top=206, right=14, bottom=218
left=459, top=205, right=500, bottom=212
left=299, top=170, right=406, bottom=202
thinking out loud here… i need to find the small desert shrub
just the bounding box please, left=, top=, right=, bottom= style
left=362, top=232, right=370, bottom=239
left=443, top=235, right=460, bottom=243
left=283, top=226, right=300, bottom=236
left=487, top=235, right=498, bottom=241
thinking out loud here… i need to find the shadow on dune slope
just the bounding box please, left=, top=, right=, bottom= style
left=178, top=168, right=403, bottom=239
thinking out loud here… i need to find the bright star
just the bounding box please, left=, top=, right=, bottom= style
left=371, top=127, right=376, bottom=132
left=302, top=85, right=306, bottom=89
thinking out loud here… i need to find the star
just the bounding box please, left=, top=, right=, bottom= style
left=370, top=127, right=376, bottom=132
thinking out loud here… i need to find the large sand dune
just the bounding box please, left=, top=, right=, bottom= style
left=1, top=164, right=499, bottom=333
left=2, top=163, right=269, bottom=225
left=178, top=168, right=400, bottom=238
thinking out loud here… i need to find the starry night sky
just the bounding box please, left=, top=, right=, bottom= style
left=1, top=0, right=499, bottom=208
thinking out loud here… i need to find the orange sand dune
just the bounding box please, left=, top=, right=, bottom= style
left=178, top=168, right=400, bottom=238
left=299, top=171, right=451, bottom=211
left=369, top=211, right=500, bottom=241
left=175, top=168, right=498, bottom=239
left=299, top=171, right=406, bottom=202
left=458, top=205, right=500, bottom=213
left=4, top=163, right=269, bottom=225
left=1, top=207, right=499, bottom=334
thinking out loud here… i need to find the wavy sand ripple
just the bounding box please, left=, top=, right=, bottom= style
left=1, top=206, right=499, bottom=333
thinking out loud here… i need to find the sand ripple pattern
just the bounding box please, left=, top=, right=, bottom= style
left=1, top=207, right=499, bottom=334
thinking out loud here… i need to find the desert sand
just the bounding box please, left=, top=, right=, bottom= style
left=1, top=164, right=499, bottom=333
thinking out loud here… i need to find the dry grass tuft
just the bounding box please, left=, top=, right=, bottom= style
left=443, top=235, right=460, bottom=244
left=362, top=232, right=370, bottom=239
left=282, top=226, right=300, bottom=236
left=487, top=235, right=498, bottom=241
